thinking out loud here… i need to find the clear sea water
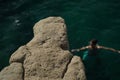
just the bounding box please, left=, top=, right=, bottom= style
left=0, top=0, right=120, bottom=80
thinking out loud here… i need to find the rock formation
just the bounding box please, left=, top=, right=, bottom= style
left=0, top=17, right=86, bottom=80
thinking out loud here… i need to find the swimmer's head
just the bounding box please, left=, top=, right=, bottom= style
left=90, top=39, right=98, bottom=45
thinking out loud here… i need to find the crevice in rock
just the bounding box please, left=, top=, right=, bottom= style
left=21, top=46, right=31, bottom=80
left=61, top=55, right=73, bottom=78
left=60, top=43, right=68, bottom=50
left=39, top=37, right=51, bottom=45
left=25, top=45, right=32, bottom=57
left=22, top=64, right=25, bottom=80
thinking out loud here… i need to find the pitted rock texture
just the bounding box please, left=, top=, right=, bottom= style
left=0, top=17, right=86, bottom=80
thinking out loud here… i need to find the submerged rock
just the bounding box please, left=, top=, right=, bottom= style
left=0, top=17, right=86, bottom=80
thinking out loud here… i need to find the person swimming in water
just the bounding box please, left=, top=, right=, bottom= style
left=71, top=39, right=120, bottom=67
left=71, top=39, right=120, bottom=80
left=71, top=39, right=120, bottom=54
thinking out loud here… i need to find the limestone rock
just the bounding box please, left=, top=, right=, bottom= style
left=0, top=63, right=23, bottom=80
left=10, top=45, right=30, bottom=64
left=63, top=56, right=86, bottom=80
left=0, top=17, right=86, bottom=80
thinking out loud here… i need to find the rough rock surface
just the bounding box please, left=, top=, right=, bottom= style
left=0, top=17, right=86, bottom=80
left=0, top=63, right=23, bottom=80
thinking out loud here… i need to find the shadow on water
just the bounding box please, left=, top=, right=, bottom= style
left=72, top=50, right=120, bottom=80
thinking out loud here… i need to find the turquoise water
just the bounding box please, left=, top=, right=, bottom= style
left=0, top=0, right=120, bottom=80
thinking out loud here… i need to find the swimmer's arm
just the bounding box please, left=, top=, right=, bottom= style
left=79, top=46, right=89, bottom=51
left=71, top=46, right=88, bottom=52
left=98, top=46, right=120, bottom=53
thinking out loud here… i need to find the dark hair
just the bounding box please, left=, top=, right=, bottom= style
left=90, top=39, right=98, bottom=45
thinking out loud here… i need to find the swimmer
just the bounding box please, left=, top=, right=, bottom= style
left=71, top=39, right=120, bottom=54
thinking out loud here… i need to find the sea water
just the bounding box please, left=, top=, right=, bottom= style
left=0, top=0, right=120, bottom=80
